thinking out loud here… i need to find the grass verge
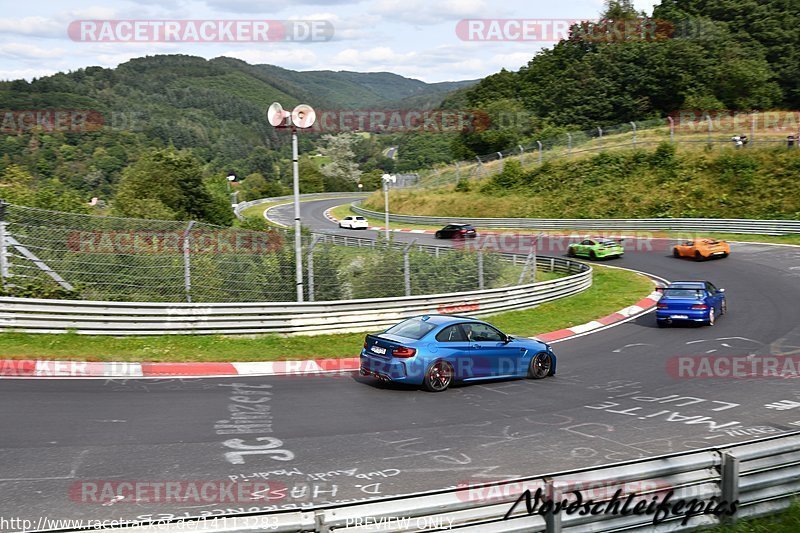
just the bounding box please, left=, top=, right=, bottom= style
left=709, top=501, right=800, bottom=532
left=0, top=265, right=651, bottom=362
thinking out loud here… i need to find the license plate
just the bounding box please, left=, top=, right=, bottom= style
left=371, top=346, right=386, bottom=355
left=671, top=315, right=689, bottom=319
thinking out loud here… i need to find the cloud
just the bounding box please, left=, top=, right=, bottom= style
left=0, top=16, right=65, bottom=39
left=202, top=0, right=365, bottom=14
left=0, top=43, right=66, bottom=59
left=0, top=68, right=62, bottom=81
left=222, top=47, right=318, bottom=67
left=371, top=0, right=498, bottom=25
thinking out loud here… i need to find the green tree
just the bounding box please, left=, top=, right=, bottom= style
left=113, top=148, right=230, bottom=224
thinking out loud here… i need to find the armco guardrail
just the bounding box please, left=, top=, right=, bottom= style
left=350, top=203, right=800, bottom=235
left=234, top=192, right=366, bottom=220
left=0, top=255, right=590, bottom=335
left=49, top=432, right=800, bottom=532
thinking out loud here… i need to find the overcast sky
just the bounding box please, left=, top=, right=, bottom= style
left=1, top=0, right=659, bottom=83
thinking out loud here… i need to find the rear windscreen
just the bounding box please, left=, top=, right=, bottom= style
left=664, top=289, right=705, bottom=299
left=384, top=318, right=437, bottom=340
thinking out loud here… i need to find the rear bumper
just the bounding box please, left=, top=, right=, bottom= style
left=656, top=309, right=709, bottom=322
left=359, top=352, right=424, bottom=385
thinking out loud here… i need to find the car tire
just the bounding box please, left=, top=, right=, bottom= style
left=657, top=320, right=667, bottom=328
left=434, top=232, right=441, bottom=239
left=528, top=352, right=553, bottom=379
left=721, top=253, right=729, bottom=258
left=567, top=247, right=576, bottom=257
left=707, top=307, right=716, bottom=326
left=338, top=223, right=343, bottom=228
left=423, top=360, right=453, bottom=392
left=589, top=250, right=597, bottom=260
left=673, top=249, right=680, bottom=258
left=694, top=251, right=703, bottom=262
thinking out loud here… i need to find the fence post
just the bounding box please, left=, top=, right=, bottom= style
left=477, top=240, right=490, bottom=291
left=750, top=111, right=757, bottom=147
left=475, top=156, right=483, bottom=178
left=0, top=201, right=8, bottom=290
left=631, top=121, right=637, bottom=145
left=306, top=234, right=322, bottom=302
left=668, top=116, right=675, bottom=143
left=597, top=127, right=603, bottom=150
left=403, top=239, right=416, bottom=296
left=567, top=133, right=572, bottom=156
left=720, top=452, right=740, bottom=525
left=182, top=220, right=196, bottom=303
left=705, top=113, right=713, bottom=144
left=537, top=140, right=543, bottom=164
left=519, top=145, right=525, bottom=165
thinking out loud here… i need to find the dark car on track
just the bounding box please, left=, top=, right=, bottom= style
left=434, top=223, right=477, bottom=239
left=656, top=281, right=727, bottom=327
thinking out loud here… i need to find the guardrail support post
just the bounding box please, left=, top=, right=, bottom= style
left=668, top=116, right=675, bottom=143
left=537, top=141, right=543, bottom=164
left=705, top=113, right=713, bottom=144
left=545, top=480, right=562, bottom=533
left=182, top=220, right=195, bottom=303
left=0, top=201, right=8, bottom=290
left=631, top=121, right=637, bottom=145
left=720, top=451, right=740, bottom=525
left=750, top=111, right=757, bottom=147
left=306, top=235, right=322, bottom=302
left=519, top=145, right=525, bottom=165
left=403, top=239, right=416, bottom=296
left=598, top=127, right=603, bottom=150
left=567, top=133, right=572, bottom=156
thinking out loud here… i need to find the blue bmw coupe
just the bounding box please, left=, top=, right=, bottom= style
left=359, top=315, right=556, bottom=392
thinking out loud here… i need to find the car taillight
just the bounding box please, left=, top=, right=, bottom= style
left=459, top=229, right=467, bottom=233
left=657, top=303, right=668, bottom=309
left=392, top=346, right=417, bottom=358
left=691, top=304, right=708, bottom=310
left=363, top=339, right=368, bottom=349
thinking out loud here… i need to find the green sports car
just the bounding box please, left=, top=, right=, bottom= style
left=567, top=238, right=624, bottom=260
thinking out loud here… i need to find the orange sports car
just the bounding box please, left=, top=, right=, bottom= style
left=673, top=239, right=731, bottom=261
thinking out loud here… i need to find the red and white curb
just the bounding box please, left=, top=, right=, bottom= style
left=0, top=291, right=661, bottom=379
left=537, top=290, right=662, bottom=342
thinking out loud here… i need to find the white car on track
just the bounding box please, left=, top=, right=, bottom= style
left=339, top=216, right=369, bottom=230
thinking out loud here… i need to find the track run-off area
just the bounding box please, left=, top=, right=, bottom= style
left=2, top=197, right=800, bottom=524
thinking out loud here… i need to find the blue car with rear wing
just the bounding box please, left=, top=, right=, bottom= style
left=656, top=281, right=727, bottom=327
left=359, top=315, right=556, bottom=392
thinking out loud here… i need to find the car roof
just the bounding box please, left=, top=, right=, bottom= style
left=447, top=223, right=471, bottom=226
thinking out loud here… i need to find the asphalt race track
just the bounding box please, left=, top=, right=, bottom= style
left=3, top=197, right=800, bottom=524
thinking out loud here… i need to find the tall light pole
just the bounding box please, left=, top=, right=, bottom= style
left=381, top=173, right=395, bottom=242
left=268, top=102, right=316, bottom=302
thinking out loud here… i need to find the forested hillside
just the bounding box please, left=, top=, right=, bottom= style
left=0, top=54, right=474, bottom=221
left=446, top=0, right=800, bottom=158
